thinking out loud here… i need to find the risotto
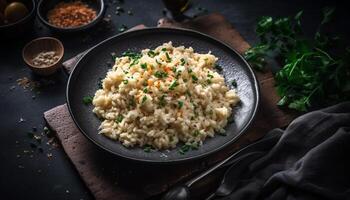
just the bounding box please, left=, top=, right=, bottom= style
left=92, top=42, right=240, bottom=150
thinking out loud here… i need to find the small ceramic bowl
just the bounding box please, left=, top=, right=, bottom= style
left=0, top=0, right=36, bottom=39
left=37, top=0, right=105, bottom=33
left=22, top=37, right=64, bottom=76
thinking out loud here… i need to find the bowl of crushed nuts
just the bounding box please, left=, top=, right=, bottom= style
left=22, top=37, right=64, bottom=76
left=37, top=0, right=105, bottom=33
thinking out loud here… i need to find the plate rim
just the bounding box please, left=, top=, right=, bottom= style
left=66, top=27, right=260, bottom=164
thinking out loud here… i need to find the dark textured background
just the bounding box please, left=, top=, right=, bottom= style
left=0, top=0, right=349, bottom=199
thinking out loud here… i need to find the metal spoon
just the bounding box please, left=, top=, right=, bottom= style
left=161, top=150, right=262, bottom=200
left=161, top=132, right=282, bottom=200
left=205, top=152, right=264, bottom=200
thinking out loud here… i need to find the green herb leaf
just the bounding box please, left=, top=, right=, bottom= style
left=180, top=58, right=186, bottom=65
left=178, top=101, right=184, bottom=109
left=192, top=130, right=200, bottom=137
left=83, top=96, right=93, bottom=105
left=116, top=115, right=124, bottom=123
left=191, top=75, right=198, bottom=82
left=154, top=71, right=168, bottom=78
left=159, top=94, right=166, bottom=107
left=165, top=52, right=172, bottom=62
left=142, top=95, right=147, bottom=104
left=169, top=80, right=179, bottom=90
left=147, top=50, right=157, bottom=58
left=215, top=64, right=223, bottom=71
left=144, top=145, right=152, bottom=153
left=141, top=63, right=147, bottom=69
left=231, top=79, right=237, bottom=87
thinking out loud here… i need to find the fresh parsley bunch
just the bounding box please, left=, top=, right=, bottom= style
left=245, top=8, right=350, bottom=111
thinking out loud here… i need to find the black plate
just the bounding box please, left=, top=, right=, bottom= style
left=67, top=27, right=259, bottom=164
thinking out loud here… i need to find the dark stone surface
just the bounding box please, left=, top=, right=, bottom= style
left=0, top=0, right=348, bottom=199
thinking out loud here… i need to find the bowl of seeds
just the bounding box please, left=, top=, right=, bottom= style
left=22, top=37, right=64, bottom=76
left=37, top=0, right=105, bottom=33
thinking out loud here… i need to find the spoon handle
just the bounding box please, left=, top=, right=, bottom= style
left=185, top=132, right=280, bottom=187
left=186, top=146, right=253, bottom=187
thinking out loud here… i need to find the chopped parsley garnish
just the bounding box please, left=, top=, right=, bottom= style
left=147, top=50, right=157, bottom=58
left=178, top=101, right=184, bottom=108
left=180, top=58, right=186, bottom=65
left=231, top=79, right=237, bottom=87
left=165, top=52, right=172, bottom=62
left=192, top=130, right=200, bottom=137
left=123, top=80, right=129, bottom=84
left=179, top=142, right=200, bottom=154
left=159, top=95, right=166, bottom=106
left=172, top=67, right=177, bottom=73
left=129, top=97, right=136, bottom=107
left=161, top=48, right=167, bottom=51
left=206, top=79, right=212, bottom=84
left=130, top=59, right=139, bottom=66
left=156, top=59, right=162, bottom=65
left=176, top=71, right=182, bottom=79
left=144, top=144, right=153, bottom=153
left=122, top=50, right=142, bottom=66
left=142, top=95, right=147, bottom=104
left=154, top=71, right=168, bottom=78
left=179, top=144, right=190, bottom=154
left=82, top=96, right=93, bottom=105
left=143, top=88, right=148, bottom=93
left=141, top=63, right=147, bottom=69
left=188, top=68, right=193, bottom=73
left=122, top=51, right=141, bottom=59
left=115, top=115, right=124, bottom=123
left=169, top=80, right=179, bottom=90
left=207, top=74, right=214, bottom=78
left=191, top=75, right=198, bottom=82
left=215, top=64, right=223, bottom=71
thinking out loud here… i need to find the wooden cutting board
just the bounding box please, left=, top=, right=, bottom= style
left=44, top=13, right=296, bottom=200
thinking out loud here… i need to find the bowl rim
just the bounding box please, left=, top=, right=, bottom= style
left=22, top=37, right=65, bottom=69
left=0, top=0, right=36, bottom=28
left=37, top=0, right=105, bottom=32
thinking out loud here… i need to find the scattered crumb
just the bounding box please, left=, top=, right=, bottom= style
left=47, top=153, right=53, bottom=159
left=16, top=77, right=41, bottom=91
left=9, top=85, right=16, bottom=91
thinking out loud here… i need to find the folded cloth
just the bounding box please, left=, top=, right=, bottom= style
left=216, top=102, right=350, bottom=200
